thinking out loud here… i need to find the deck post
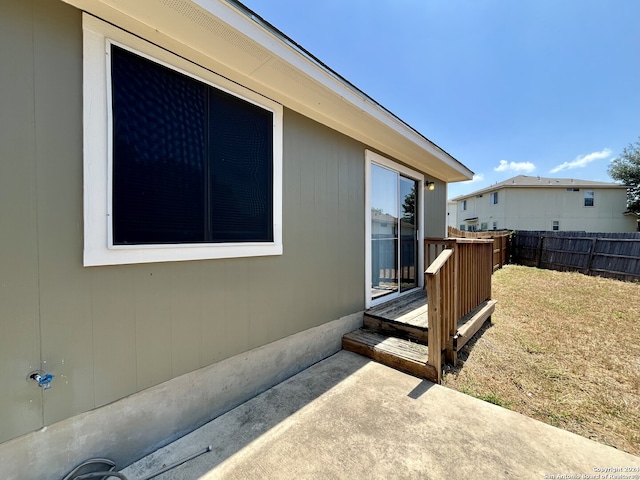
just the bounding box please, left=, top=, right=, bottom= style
left=445, top=242, right=458, bottom=364
left=444, top=337, right=457, bottom=365
left=426, top=249, right=453, bottom=383
left=426, top=272, right=442, bottom=383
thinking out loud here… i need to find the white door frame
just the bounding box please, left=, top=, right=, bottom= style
left=365, top=150, right=424, bottom=309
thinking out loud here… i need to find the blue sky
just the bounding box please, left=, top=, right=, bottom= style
left=239, top=0, right=640, bottom=199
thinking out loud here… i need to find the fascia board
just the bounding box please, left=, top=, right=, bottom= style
left=222, top=1, right=474, bottom=181
left=60, top=0, right=473, bottom=181
left=193, top=0, right=470, bottom=178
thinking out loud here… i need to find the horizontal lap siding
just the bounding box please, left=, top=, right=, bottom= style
left=0, top=0, right=365, bottom=442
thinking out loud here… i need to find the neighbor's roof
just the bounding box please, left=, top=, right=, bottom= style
left=451, top=175, right=629, bottom=201
left=61, top=0, right=473, bottom=182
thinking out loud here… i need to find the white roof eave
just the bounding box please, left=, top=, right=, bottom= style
left=61, top=0, right=473, bottom=182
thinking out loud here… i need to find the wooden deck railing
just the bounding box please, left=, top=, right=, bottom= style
left=447, top=226, right=511, bottom=271
left=424, top=238, right=494, bottom=382
left=425, top=249, right=453, bottom=383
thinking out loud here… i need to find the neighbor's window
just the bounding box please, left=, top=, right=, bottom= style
left=492, top=221, right=498, bottom=230
left=459, top=224, right=466, bottom=231
left=490, top=192, right=498, bottom=205
left=552, top=221, right=559, bottom=231
left=480, top=222, right=488, bottom=231
left=82, top=17, right=283, bottom=266
left=584, top=190, right=594, bottom=207
left=461, top=200, right=467, bottom=211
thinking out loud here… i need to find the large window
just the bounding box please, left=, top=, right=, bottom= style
left=83, top=17, right=283, bottom=266
left=490, top=192, right=499, bottom=205
left=111, top=46, right=272, bottom=245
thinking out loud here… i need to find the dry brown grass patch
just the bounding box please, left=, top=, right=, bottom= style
left=442, top=265, right=640, bottom=456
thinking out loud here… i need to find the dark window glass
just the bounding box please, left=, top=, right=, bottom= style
left=209, top=89, right=273, bottom=242
left=110, top=45, right=273, bottom=245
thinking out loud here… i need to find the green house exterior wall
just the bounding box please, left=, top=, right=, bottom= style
left=0, top=0, right=370, bottom=444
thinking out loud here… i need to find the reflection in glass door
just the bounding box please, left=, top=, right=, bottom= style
left=399, top=176, right=418, bottom=292
left=371, top=165, right=398, bottom=300
left=370, top=164, right=419, bottom=302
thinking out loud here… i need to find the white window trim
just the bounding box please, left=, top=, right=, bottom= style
left=364, top=150, right=424, bottom=309
left=82, top=15, right=283, bottom=266
left=490, top=192, right=498, bottom=205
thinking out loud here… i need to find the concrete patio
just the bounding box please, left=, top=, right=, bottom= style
left=121, top=351, right=639, bottom=479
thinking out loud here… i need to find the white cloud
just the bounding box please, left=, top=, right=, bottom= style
left=494, top=160, right=536, bottom=173
left=550, top=148, right=612, bottom=174
left=462, top=173, right=484, bottom=184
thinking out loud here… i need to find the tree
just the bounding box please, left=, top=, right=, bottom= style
left=402, top=186, right=416, bottom=224
left=608, top=137, right=640, bottom=214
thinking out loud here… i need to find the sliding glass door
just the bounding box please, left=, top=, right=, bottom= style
left=399, top=176, right=418, bottom=293
left=370, top=162, right=419, bottom=303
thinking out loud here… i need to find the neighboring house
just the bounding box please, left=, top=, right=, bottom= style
left=0, top=1, right=473, bottom=478
left=446, top=200, right=458, bottom=232
left=448, top=175, right=637, bottom=233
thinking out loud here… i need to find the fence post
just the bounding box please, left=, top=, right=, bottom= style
left=535, top=235, right=544, bottom=268
left=584, top=237, right=598, bottom=275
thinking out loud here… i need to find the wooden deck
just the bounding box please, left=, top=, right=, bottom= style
left=347, top=238, right=497, bottom=383
left=343, top=288, right=495, bottom=382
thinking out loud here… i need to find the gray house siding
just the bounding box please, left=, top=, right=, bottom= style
left=1, top=0, right=366, bottom=446
left=0, top=0, right=74, bottom=442
left=424, top=178, right=447, bottom=238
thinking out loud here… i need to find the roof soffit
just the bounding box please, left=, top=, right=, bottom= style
left=61, top=0, right=473, bottom=182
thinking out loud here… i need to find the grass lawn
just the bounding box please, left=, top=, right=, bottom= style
left=442, top=264, right=640, bottom=456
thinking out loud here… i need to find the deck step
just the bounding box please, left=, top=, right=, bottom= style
left=364, top=290, right=429, bottom=344
left=342, top=329, right=438, bottom=382
left=363, top=312, right=429, bottom=344
left=455, top=299, right=497, bottom=351
left=366, top=290, right=427, bottom=318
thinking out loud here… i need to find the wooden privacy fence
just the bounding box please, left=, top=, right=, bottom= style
left=447, top=226, right=511, bottom=271
left=511, top=231, right=640, bottom=282
left=424, top=238, right=494, bottom=382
